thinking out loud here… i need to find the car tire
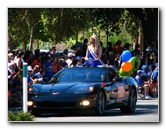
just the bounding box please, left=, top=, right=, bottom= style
left=95, top=90, right=105, bottom=115
left=120, top=87, right=137, bottom=113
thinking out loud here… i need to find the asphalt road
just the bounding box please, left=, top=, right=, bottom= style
left=35, top=98, right=159, bottom=122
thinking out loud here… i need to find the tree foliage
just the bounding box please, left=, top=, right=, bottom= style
left=8, top=8, right=158, bottom=51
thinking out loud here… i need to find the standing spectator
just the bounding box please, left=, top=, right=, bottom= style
left=114, top=54, right=120, bottom=70
left=82, top=38, right=88, bottom=57
left=133, top=43, right=140, bottom=56
left=100, top=41, right=107, bottom=64
left=43, top=54, right=55, bottom=81
left=23, top=50, right=33, bottom=65
left=52, top=56, right=62, bottom=74
left=50, top=46, right=56, bottom=55
left=84, top=34, right=103, bottom=67
left=75, top=46, right=83, bottom=57
left=114, top=40, right=123, bottom=55
left=8, top=53, right=15, bottom=79
left=106, top=51, right=115, bottom=68
left=105, top=42, right=113, bottom=61
left=14, top=50, right=24, bottom=83
left=123, top=43, right=131, bottom=51
left=106, top=42, right=114, bottom=54
left=15, top=50, right=24, bottom=73
left=33, top=54, right=42, bottom=75
left=63, top=49, right=68, bottom=60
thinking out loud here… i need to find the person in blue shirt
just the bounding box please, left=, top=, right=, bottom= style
left=43, top=54, right=55, bottom=81
left=150, top=66, right=158, bottom=98
left=135, top=70, right=151, bottom=99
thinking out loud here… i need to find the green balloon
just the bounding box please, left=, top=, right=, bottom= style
left=119, top=56, right=141, bottom=77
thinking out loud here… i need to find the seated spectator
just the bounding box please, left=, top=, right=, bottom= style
left=66, top=53, right=75, bottom=68
left=27, top=66, right=34, bottom=86
left=135, top=70, right=151, bottom=99
left=9, top=83, right=23, bottom=107
left=33, top=69, right=45, bottom=83
left=149, top=66, right=158, bottom=98
left=75, top=56, right=83, bottom=67
left=62, top=62, right=68, bottom=68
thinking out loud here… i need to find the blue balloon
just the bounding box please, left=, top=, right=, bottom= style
left=121, top=50, right=132, bottom=62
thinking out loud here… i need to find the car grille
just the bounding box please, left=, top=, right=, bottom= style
left=37, top=101, right=76, bottom=108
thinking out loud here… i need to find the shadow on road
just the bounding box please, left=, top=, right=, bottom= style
left=39, top=103, right=158, bottom=118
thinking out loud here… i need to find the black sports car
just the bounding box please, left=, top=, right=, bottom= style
left=28, top=67, right=138, bottom=116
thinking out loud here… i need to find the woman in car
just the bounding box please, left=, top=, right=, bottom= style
left=84, top=34, right=103, bottom=67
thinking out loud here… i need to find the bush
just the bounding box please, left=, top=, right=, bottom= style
left=8, top=111, right=35, bottom=121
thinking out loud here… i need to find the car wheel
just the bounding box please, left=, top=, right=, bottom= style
left=120, top=87, right=137, bottom=113
left=95, top=90, right=105, bottom=115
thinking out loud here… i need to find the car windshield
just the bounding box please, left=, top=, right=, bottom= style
left=51, top=68, right=108, bottom=83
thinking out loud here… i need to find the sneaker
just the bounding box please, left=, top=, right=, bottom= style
left=145, top=95, right=152, bottom=99
left=140, top=94, right=145, bottom=98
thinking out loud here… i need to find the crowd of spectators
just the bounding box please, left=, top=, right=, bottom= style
left=8, top=38, right=158, bottom=107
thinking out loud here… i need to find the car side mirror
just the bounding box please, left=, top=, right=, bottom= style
left=114, top=77, right=122, bottom=81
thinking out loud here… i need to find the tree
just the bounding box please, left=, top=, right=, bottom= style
left=126, top=8, right=158, bottom=51
left=91, top=8, right=124, bottom=45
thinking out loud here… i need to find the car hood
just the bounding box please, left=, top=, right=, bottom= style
left=32, top=82, right=98, bottom=94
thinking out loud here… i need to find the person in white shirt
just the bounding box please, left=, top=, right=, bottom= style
left=66, top=53, right=75, bottom=68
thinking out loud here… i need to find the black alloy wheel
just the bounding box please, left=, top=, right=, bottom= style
left=120, top=87, right=137, bottom=113
left=95, top=90, right=105, bottom=115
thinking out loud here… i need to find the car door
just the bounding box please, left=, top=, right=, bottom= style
left=105, top=69, right=127, bottom=106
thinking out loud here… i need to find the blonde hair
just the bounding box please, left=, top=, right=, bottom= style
left=90, top=34, right=100, bottom=53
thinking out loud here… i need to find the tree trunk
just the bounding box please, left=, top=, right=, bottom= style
left=23, top=42, right=27, bottom=51
left=29, top=26, right=34, bottom=50
left=8, top=34, right=13, bottom=52
left=75, top=31, right=78, bottom=43
left=142, top=19, right=158, bottom=51
left=106, top=28, right=109, bottom=47
left=126, top=8, right=158, bottom=52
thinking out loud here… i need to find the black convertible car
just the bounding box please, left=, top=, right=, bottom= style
left=28, top=67, right=138, bottom=116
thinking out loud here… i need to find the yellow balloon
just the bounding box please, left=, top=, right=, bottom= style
left=121, top=62, right=132, bottom=72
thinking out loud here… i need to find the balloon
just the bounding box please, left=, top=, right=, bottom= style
left=121, top=62, right=132, bottom=72
left=121, top=50, right=132, bottom=62
left=119, top=56, right=141, bottom=77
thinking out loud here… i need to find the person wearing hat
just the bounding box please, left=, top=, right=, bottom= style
left=135, top=70, right=151, bottom=99
left=66, top=53, right=75, bottom=68
left=27, top=66, right=34, bottom=86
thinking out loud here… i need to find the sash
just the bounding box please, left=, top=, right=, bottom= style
left=88, top=46, right=98, bottom=59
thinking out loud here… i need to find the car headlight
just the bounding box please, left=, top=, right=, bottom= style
left=28, top=87, right=39, bottom=94
left=75, top=86, right=94, bottom=94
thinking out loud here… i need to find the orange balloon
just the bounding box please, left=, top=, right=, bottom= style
left=121, top=62, right=132, bottom=72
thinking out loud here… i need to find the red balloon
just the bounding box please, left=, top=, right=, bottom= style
left=121, top=62, right=132, bottom=72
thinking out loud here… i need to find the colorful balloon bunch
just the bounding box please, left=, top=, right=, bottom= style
left=119, top=50, right=140, bottom=77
